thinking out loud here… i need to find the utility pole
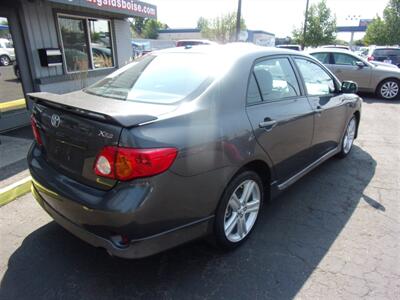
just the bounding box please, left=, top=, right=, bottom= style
left=302, top=0, right=310, bottom=50
left=236, top=0, right=242, bottom=41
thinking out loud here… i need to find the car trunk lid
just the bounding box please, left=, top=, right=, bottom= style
left=29, top=91, right=177, bottom=190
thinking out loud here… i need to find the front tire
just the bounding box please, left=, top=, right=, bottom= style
left=377, top=79, right=400, bottom=100
left=214, top=171, right=263, bottom=249
left=0, top=55, right=11, bottom=66
left=337, top=116, right=357, bottom=158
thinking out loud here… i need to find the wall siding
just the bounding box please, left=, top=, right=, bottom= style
left=21, top=0, right=63, bottom=79
left=19, top=0, right=132, bottom=94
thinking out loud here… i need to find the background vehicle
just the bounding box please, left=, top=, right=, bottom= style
left=310, top=48, right=400, bottom=99
left=176, top=39, right=217, bottom=47
left=321, top=45, right=351, bottom=51
left=28, top=45, right=361, bottom=259
left=276, top=44, right=302, bottom=51
left=0, top=38, right=15, bottom=66
left=366, top=46, right=400, bottom=67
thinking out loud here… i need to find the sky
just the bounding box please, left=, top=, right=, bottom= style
left=146, top=0, right=389, bottom=41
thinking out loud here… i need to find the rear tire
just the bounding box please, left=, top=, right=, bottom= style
left=214, top=170, right=264, bottom=249
left=377, top=79, right=400, bottom=100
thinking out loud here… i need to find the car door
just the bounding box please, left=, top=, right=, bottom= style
left=294, top=57, right=348, bottom=159
left=328, top=52, right=372, bottom=90
left=245, top=56, right=314, bottom=182
left=2, top=40, right=15, bottom=60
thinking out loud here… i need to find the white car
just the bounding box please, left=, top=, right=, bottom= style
left=0, top=38, right=15, bottom=66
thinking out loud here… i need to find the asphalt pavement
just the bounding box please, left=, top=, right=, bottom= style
left=0, top=96, right=399, bottom=300
left=0, top=126, right=32, bottom=189
left=0, top=65, right=24, bottom=103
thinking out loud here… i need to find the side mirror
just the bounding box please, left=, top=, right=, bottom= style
left=355, top=61, right=365, bottom=68
left=341, top=81, right=358, bottom=94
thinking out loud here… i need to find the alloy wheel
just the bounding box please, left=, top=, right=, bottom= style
left=224, top=179, right=261, bottom=243
left=343, top=118, right=356, bottom=154
left=380, top=81, right=399, bottom=99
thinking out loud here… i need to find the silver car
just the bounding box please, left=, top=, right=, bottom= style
left=309, top=49, right=400, bottom=100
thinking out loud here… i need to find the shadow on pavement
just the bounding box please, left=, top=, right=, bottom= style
left=359, top=93, right=400, bottom=104
left=0, top=146, right=376, bottom=300
left=0, top=126, right=32, bottom=181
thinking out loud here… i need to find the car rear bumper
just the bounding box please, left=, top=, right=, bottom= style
left=32, top=182, right=213, bottom=259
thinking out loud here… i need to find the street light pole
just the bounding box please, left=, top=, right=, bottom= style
left=302, top=0, right=310, bottom=50
left=236, top=0, right=242, bottom=41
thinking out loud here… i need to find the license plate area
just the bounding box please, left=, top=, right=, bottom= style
left=46, top=138, right=87, bottom=174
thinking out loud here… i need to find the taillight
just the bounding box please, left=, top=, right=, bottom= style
left=94, top=146, right=178, bottom=181
left=368, top=55, right=375, bottom=61
left=31, top=115, right=42, bottom=145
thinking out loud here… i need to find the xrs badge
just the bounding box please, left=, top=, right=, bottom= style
left=98, top=130, right=114, bottom=139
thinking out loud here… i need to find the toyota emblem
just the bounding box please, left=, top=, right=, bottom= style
left=51, top=114, right=61, bottom=128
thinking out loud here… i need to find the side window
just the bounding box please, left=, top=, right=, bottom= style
left=247, top=73, right=262, bottom=104
left=253, top=57, right=300, bottom=102
left=332, top=53, right=360, bottom=66
left=295, top=58, right=335, bottom=96
left=311, top=52, right=330, bottom=64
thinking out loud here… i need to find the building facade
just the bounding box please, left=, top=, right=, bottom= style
left=0, top=0, right=156, bottom=130
left=3, top=0, right=157, bottom=95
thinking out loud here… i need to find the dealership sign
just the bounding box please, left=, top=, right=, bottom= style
left=48, top=0, right=157, bottom=18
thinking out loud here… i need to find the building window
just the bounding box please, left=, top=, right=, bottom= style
left=58, top=15, right=114, bottom=73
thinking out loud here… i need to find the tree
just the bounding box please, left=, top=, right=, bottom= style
left=293, top=0, right=336, bottom=47
left=354, top=39, right=366, bottom=47
left=383, top=0, right=400, bottom=45
left=130, top=17, right=146, bottom=37
left=197, top=17, right=209, bottom=31
left=142, top=19, right=162, bottom=39
left=130, top=18, right=168, bottom=39
left=364, top=16, right=388, bottom=45
left=197, top=12, right=246, bottom=43
left=364, top=0, right=400, bottom=45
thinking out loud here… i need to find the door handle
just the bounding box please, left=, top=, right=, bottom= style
left=315, top=105, right=323, bottom=113
left=259, top=119, right=277, bottom=131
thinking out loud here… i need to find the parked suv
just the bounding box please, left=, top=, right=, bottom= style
left=28, top=45, right=361, bottom=258
left=366, top=46, right=400, bottom=68
left=0, top=38, right=15, bottom=66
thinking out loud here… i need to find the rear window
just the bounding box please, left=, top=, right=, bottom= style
left=311, top=52, right=330, bottom=64
left=85, top=53, right=214, bottom=104
left=373, top=49, right=400, bottom=57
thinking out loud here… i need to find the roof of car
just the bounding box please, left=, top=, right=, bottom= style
left=155, top=43, right=303, bottom=60
left=308, top=48, right=355, bottom=54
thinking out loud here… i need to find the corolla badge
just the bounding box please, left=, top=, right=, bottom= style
left=51, top=114, right=61, bottom=128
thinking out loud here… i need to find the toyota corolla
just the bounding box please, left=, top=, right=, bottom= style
left=28, top=44, right=361, bottom=258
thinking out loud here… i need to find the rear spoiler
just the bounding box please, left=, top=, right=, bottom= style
left=28, top=92, right=157, bottom=128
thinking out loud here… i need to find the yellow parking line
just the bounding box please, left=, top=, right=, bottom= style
left=0, top=98, right=26, bottom=113
left=0, top=176, right=32, bottom=207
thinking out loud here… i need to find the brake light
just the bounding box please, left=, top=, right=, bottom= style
left=31, top=116, right=42, bottom=145
left=94, top=146, right=178, bottom=181
left=368, top=55, right=375, bottom=61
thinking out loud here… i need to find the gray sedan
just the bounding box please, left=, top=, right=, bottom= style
left=309, top=49, right=400, bottom=100
left=28, top=45, right=361, bottom=258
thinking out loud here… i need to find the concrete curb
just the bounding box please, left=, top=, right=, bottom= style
left=0, top=98, right=26, bottom=113
left=0, top=176, right=31, bottom=207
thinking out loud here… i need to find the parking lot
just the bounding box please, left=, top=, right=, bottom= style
left=0, top=95, right=399, bottom=300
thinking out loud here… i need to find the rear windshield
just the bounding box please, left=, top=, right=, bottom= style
left=85, top=53, right=214, bottom=104
left=374, top=49, right=400, bottom=57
